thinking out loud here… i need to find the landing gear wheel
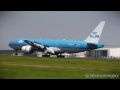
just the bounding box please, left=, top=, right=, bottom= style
left=57, top=55, right=65, bottom=58
left=15, top=53, right=18, bottom=55
left=15, top=50, right=18, bottom=56
left=42, top=55, right=50, bottom=57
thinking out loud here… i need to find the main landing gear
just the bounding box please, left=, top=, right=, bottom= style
left=15, top=50, right=18, bottom=55
left=42, top=53, right=65, bottom=58
left=42, top=54, right=50, bottom=57
left=56, top=53, right=65, bottom=58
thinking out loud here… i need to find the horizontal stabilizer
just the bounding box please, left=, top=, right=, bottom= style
left=104, top=44, right=118, bottom=46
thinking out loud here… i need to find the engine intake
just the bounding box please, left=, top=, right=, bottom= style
left=45, top=47, right=55, bottom=54
left=21, top=46, right=34, bottom=54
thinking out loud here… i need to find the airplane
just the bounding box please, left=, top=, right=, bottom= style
left=9, top=21, right=105, bottom=57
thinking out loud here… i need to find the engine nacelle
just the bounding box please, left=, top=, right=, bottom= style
left=21, top=46, right=34, bottom=54
left=45, top=47, right=55, bottom=54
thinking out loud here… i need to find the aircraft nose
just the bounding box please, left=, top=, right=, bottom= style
left=9, top=41, right=13, bottom=47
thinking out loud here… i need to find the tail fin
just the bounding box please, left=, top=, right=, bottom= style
left=84, top=21, right=105, bottom=43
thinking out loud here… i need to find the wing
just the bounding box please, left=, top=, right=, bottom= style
left=24, top=40, right=34, bottom=46
left=24, top=40, right=45, bottom=49
left=24, top=40, right=55, bottom=54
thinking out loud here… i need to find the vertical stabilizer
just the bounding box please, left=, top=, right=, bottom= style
left=84, top=21, right=105, bottom=43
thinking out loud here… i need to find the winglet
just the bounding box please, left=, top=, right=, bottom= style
left=84, top=21, right=105, bottom=43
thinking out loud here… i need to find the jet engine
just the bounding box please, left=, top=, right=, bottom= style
left=21, top=46, right=34, bottom=54
left=45, top=47, right=55, bottom=54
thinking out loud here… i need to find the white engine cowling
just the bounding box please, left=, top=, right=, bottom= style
left=45, top=47, right=55, bottom=54
left=21, top=46, right=34, bottom=54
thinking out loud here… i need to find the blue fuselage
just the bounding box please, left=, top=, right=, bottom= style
left=9, top=38, right=104, bottom=53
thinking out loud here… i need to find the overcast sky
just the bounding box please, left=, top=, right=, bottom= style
left=0, top=11, right=120, bottom=50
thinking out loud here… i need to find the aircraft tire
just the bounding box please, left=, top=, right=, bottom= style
left=42, top=55, right=50, bottom=57
left=57, top=55, right=65, bottom=58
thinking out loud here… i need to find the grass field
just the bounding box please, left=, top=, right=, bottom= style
left=0, top=55, right=120, bottom=79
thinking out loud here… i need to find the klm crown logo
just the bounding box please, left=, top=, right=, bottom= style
left=92, top=31, right=97, bottom=34
left=90, top=31, right=99, bottom=38
left=18, top=40, right=23, bottom=43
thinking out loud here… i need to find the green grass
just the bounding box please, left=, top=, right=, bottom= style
left=0, top=55, right=120, bottom=79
